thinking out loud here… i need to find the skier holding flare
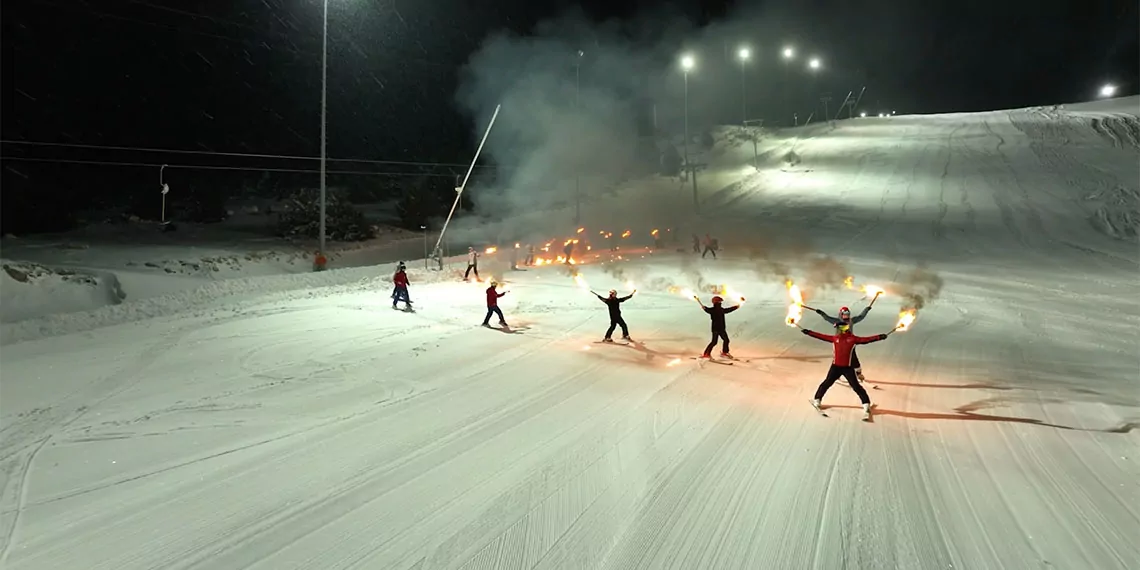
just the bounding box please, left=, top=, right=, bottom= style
left=796, top=320, right=895, bottom=421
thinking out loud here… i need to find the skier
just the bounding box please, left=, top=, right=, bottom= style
left=691, top=234, right=701, bottom=253
left=391, top=262, right=412, bottom=310
left=525, top=244, right=536, bottom=266
left=595, top=289, right=636, bottom=342
left=812, top=305, right=872, bottom=381
left=695, top=295, right=742, bottom=358
left=798, top=322, right=893, bottom=420
left=701, top=233, right=719, bottom=259
left=464, top=246, right=480, bottom=281
left=482, top=281, right=509, bottom=327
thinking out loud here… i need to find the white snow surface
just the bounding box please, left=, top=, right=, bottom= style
left=2, top=99, right=1139, bottom=569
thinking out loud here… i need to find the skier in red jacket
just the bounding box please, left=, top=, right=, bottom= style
left=799, top=322, right=893, bottom=419
left=391, top=262, right=412, bottom=310
left=482, top=281, right=509, bottom=327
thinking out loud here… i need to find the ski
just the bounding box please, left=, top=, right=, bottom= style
left=689, top=357, right=733, bottom=365
left=810, top=400, right=828, bottom=417
left=594, top=341, right=631, bottom=346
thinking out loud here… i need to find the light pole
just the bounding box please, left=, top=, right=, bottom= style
left=782, top=46, right=794, bottom=126
left=808, top=57, right=821, bottom=121
left=738, top=47, right=750, bottom=125
left=575, top=50, right=583, bottom=226
left=319, top=0, right=329, bottom=258
left=680, top=54, right=697, bottom=212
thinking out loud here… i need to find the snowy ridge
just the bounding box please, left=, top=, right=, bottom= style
left=0, top=260, right=458, bottom=345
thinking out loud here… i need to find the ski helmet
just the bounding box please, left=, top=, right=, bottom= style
left=711, top=296, right=724, bottom=304
left=839, top=306, right=851, bottom=318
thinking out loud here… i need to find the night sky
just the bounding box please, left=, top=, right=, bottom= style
left=2, top=0, right=1137, bottom=234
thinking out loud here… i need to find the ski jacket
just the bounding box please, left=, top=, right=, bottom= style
left=816, top=306, right=871, bottom=331
left=703, top=304, right=739, bottom=331
left=597, top=293, right=632, bottom=318
left=468, top=251, right=477, bottom=265
left=802, top=329, right=886, bottom=367
left=393, top=270, right=409, bottom=287
left=486, top=286, right=505, bottom=307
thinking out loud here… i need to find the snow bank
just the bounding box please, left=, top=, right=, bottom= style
left=0, top=259, right=127, bottom=322
left=0, top=258, right=462, bottom=345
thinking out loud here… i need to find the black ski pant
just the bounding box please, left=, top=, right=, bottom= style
left=464, top=264, right=479, bottom=280
left=482, top=306, right=505, bottom=325
left=704, top=330, right=730, bottom=355
left=702, top=246, right=717, bottom=259
left=815, top=364, right=870, bottom=405
left=605, top=316, right=629, bottom=339
left=391, top=285, right=411, bottom=307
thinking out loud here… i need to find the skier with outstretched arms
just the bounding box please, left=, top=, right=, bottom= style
left=595, top=289, right=635, bottom=342
left=481, top=281, right=509, bottom=327
left=811, top=305, right=870, bottom=380
left=694, top=295, right=743, bottom=359
left=797, top=322, right=893, bottom=420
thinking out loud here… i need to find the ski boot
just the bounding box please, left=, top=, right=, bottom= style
left=602, top=338, right=615, bottom=343
left=720, top=351, right=733, bottom=360
left=862, top=403, right=872, bottom=421
left=622, top=335, right=632, bottom=342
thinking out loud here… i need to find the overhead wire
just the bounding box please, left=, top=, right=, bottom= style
left=0, top=156, right=469, bottom=178
left=0, top=140, right=497, bottom=169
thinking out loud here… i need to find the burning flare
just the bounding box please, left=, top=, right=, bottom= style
left=785, top=280, right=804, bottom=327
left=844, top=275, right=854, bottom=289
left=577, top=227, right=585, bottom=234
left=484, top=246, right=497, bottom=254
left=620, top=230, right=631, bottom=239
left=895, top=309, right=916, bottom=331
left=862, top=284, right=885, bottom=298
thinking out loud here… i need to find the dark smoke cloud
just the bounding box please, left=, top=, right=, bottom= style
left=894, top=265, right=945, bottom=310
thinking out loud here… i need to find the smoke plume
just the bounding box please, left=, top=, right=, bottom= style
left=895, top=265, right=945, bottom=310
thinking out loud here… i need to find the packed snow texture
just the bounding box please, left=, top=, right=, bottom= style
left=1, top=99, right=1139, bottom=570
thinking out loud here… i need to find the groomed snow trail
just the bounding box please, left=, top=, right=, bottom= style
left=2, top=102, right=1138, bottom=569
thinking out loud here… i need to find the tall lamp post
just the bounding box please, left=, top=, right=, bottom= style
left=808, top=57, right=822, bottom=122
left=319, top=0, right=329, bottom=258
left=781, top=46, right=794, bottom=126
left=737, top=47, right=750, bottom=126
left=574, top=50, right=583, bottom=226
left=680, top=54, right=697, bottom=211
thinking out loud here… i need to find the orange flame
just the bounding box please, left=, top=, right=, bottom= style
left=484, top=246, right=497, bottom=254
left=621, top=230, right=631, bottom=238
left=843, top=275, right=854, bottom=289
left=895, top=309, right=916, bottom=331
left=577, top=227, right=585, bottom=233
left=785, top=280, right=804, bottom=326
left=651, top=229, right=659, bottom=236
left=861, top=284, right=885, bottom=298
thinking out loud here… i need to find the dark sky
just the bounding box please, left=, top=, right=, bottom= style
left=1, top=0, right=1137, bottom=230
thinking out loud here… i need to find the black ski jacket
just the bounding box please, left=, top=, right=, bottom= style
left=703, top=304, right=739, bottom=331
left=597, top=293, right=632, bottom=319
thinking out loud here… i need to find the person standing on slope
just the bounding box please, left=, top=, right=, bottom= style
left=695, top=295, right=742, bottom=358
left=464, top=247, right=480, bottom=281
left=798, top=322, right=893, bottom=420
left=812, top=305, right=872, bottom=381
left=595, top=289, right=636, bottom=342
left=482, top=281, right=509, bottom=327
left=391, top=261, right=412, bottom=310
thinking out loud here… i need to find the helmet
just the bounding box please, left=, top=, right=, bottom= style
left=839, top=306, right=851, bottom=318
left=711, top=296, right=724, bottom=304
left=837, top=323, right=851, bottom=333
left=609, top=289, right=617, bottom=297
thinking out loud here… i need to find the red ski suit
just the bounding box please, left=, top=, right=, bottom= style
left=393, top=270, right=409, bottom=287
left=486, top=286, right=506, bottom=307
left=802, top=329, right=886, bottom=366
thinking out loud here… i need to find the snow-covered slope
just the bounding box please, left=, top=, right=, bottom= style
left=1, top=99, right=1138, bottom=570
